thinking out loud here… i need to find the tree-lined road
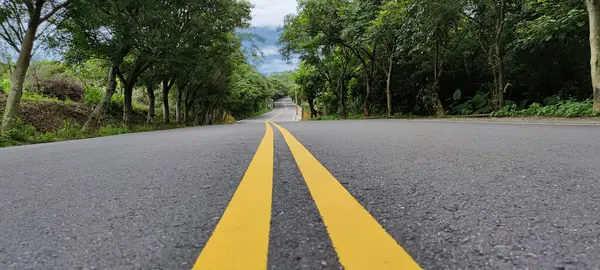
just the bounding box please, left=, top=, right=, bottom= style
left=1, top=102, right=600, bottom=269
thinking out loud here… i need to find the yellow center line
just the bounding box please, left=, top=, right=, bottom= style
left=270, top=122, right=421, bottom=270
left=192, top=122, right=274, bottom=270
left=267, top=112, right=282, bottom=122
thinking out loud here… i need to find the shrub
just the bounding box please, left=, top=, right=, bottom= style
left=32, top=132, right=58, bottom=143
left=493, top=100, right=598, bottom=117
left=0, top=78, right=10, bottom=94
left=38, top=78, right=84, bottom=102
left=99, top=124, right=130, bottom=136
left=2, top=120, right=37, bottom=141
left=313, top=115, right=340, bottom=121
left=0, top=136, right=18, bottom=147
left=392, top=113, right=417, bottom=119
left=56, top=120, right=85, bottom=139
left=106, top=93, right=125, bottom=115
left=83, top=86, right=104, bottom=105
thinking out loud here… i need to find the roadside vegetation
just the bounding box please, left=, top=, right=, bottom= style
left=281, top=0, right=600, bottom=120
left=1, top=1, right=296, bottom=147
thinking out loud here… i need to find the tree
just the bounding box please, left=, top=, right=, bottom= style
left=339, top=0, right=382, bottom=116
left=293, top=63, right=322, bottom=118
left=1, top=0, right=70, bottom=131
left=586, top=0, right=600, bottom=111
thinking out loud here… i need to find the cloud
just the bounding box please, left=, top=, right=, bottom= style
left=261, top=45, right=280, bottom=56
left=250, top=0, right=297, bottom=28
left=258, top=57, right=298, bottom=74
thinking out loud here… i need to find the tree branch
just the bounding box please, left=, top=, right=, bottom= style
left=39, top=1, right=70, bottom=23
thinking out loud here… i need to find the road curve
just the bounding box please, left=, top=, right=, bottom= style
left=1, top=102, right=600, bottom=269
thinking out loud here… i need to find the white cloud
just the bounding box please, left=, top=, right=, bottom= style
left=258, top=58, right=298, bottom=74
left=261, top=45, right=280, bottom=56
left=250, top=0, right=297, bottom=28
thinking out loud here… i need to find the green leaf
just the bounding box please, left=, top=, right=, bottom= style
left=453, top=89, right=461, bottom=101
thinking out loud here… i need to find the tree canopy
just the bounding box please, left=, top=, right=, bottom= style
left=1, top=0, right=293, bottom=133
left=281, top=0, right=600, bottom=118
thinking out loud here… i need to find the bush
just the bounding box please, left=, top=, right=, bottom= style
left=32, top=132, right=58, bottom=143
left=99, top=124, right=130, bottom=136
left=105, top=93, right=125, bottom=115
left=392, top=113, right=417, bottom=119
left=313, top=115, right=340, bottom=121
left=57, top=120, right=86, bottom=139
left=38, top=78, right=84, bottom=102
left=0, top=136, right=18, bottom=147
left=2, top=120, right=37, bottom=141
left=493, top=100, right=598, bottom=117
left=0, top=78, right=10, bottom=94
left=83, top=86, right=104, bottom=105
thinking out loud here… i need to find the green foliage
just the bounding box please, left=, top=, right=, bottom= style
left=313, top=115, right=341, bottom=121
left=22, top=91, right=61, bottom=102
left=392, top=113, right=418, bottom=119
left=2, top=120, right=37, bottom=141
left=0, top=119, right=190, bottom=148
left=98, top=125, right=130, bottom=136
left=268, top=72, right=297, bottom=100
left=448, top=92, right=492, bottom=115
left=83, top=86, right=104, bottom=105
left=280, top=0, right=597, bottom=118
left=493, top=99, right=599, bottom=117
left=0, top=78, right=10, bottom=92
left=56, top=120, right=86, bottom=140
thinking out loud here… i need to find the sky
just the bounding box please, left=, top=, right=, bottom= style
left=248, top=0, right=299, bottom=74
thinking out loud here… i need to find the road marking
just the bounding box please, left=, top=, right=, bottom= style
left=267, top=112, right=282, bottom=122
left=270, top=122, right=421, bottom=270
left=193, top=122, right=274, bottom=270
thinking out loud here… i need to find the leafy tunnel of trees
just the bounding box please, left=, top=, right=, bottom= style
left=281, top=0, right=600, bottom=118
left=1, top=0, right=295, bottom=134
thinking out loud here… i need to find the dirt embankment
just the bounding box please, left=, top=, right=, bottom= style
left=0, top=93, right=146, bottom=132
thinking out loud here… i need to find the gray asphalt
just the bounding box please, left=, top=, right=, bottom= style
left=279, top=120, right=600, bottom=269
left=1, top=100, right=600, bottom=269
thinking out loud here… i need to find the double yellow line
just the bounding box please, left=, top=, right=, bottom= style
left=193, top=122, right=421, bottom=270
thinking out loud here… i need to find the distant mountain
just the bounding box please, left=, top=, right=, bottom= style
left=240, top=27, right=298, bottom=74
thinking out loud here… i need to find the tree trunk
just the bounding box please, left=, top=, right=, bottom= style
left=83, top=65, right=118, bottom=132
left=431, top=79, right=445, bottom=116
left=162, top=80, right=170, bottom=124
left=386, top=55, right=394, bottom=117
left=176, top=87, right=182, bottom=124
left=146, top=84, right=155, bottom=124
left=337, top=78, right=346, bottom=118
left=1, top=13, right=40, bottom=132
left=308, top=98, right=317, bottom=118
left=123, top=84, right=133, bottom=125
left=495, top=43, right=505, bottom=108
left=493, top=0, right=506, bottom=109
left=432, top=35, right=445, bottom=116
left=363, top=73, right=371, bottom=117
left=587, top=0, right=600, bottom=112
left=182, top=90, right=188, bottom=124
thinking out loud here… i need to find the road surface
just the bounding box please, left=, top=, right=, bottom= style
left=1, top=99, right=600, bottom=269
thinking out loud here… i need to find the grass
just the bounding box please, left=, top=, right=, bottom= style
left=311, top=113, right=418, bottom=121
left=313, top=115, right=341, bottom=121
left=0, top=119, right=187, bottom=148
left=306, top=100, right=599, bottom=121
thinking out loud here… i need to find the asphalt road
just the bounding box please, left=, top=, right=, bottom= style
left=1, top=99, right=600, bottom=269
